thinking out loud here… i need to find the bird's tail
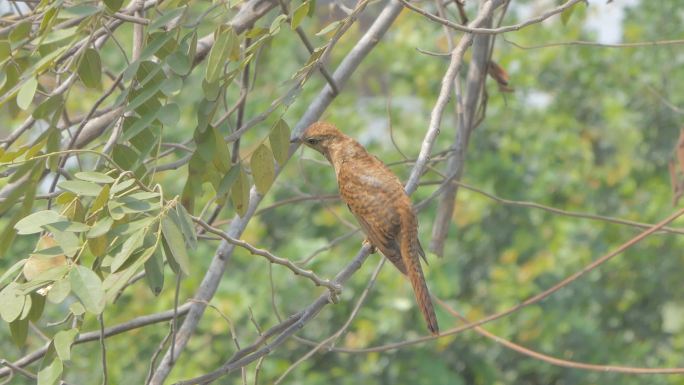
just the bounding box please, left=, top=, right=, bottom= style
left=400, top=219, right=439, bottom=336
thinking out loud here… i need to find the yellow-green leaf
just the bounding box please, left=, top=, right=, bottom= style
left=17, top=77, right=38, bottom=110
left=161, top=216, right=190, bottom=275
left=251, top=144, right=275, bottom=194
left=291, top=1, right=310, bottom=29
left=269, top=119, right=291, bottom=165
left=231, top=165, right=250, bottom=217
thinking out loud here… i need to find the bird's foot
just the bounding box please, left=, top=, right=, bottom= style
left=362, top=239, right=376, bottom=254
left=327, top=284, right=342, bottom=304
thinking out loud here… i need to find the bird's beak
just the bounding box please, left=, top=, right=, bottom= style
left=289, top=136, right=301, bottom=144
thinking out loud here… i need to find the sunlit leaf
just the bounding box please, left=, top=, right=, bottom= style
left=17, top=77, right=38, bottom=110
left=14, top=210, right=65, bottom=234
left=58, top=180, right=102, bottom=197
left=54, top=328, right=78, bottom=361
left=69, top=266, right=105, bottom=314
left=0, top=283, right=24, bottom=322
left=75, top=171, right=115, bottom=184
left=37, top=356, right=62, bottom=385
left=291, top=1, right=310, bottom=29
left=0, top=259, right=27, bottom=287
left=46, top=278, right=70, bottom=304
left=206, top=25, right=237, bottom=83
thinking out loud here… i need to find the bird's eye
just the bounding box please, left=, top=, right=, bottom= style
left=306, top=138, right=319, bottom=145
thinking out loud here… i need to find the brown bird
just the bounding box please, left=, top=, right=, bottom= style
left=292, top=121, right=439, bottom=335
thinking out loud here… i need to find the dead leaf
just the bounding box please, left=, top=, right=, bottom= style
left=23, top=235, right=67, bottom=281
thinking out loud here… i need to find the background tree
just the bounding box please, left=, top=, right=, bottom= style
left=2, top=0, right=684, bottom=384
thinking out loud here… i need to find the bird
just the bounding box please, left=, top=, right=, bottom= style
left=291, top=121, right=439, bottom=335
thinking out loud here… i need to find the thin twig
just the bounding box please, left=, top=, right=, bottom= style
left=399, top=0, right=583, bottom=35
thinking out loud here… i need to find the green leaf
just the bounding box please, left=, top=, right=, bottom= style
left=0, top=40, right=9, bottom=62
left=130, top=126, right=159, bottom=157
left=269, top=119, right=291, bottom=165
left=10, top=318, right=29, bottom=347
left=175, top=203, right=197, bottom=249
left=33, top=95, right=64, bottom=119
left=63, top=4, right=101, bottom=16
left=251, top=144, right=275, bottom=194
left=88, top=234, right=108, bottom=257
left=167, top=51, right=191, bottom=75
left=102, top=246, right=155, bottom=302
left=78, top=48, right=102, bottom=89
left=88, top=184, right=111, bottom=216
left=0, top=259, right=27, bottom=287
left=194, top=126, right=216, bottom=162
left=110, top=229, right=145, bottom=272
left=149, top=6, right=186, bottom=30
left=212, top=126, right=231, bottom=173
left=270, top=14, right=288, bottom=35
left=17, top=77, right=38, bottom=110
left=104, top=0, right=124, bottom=12
left=9, top=22, right=31, bottom=44
left=291, top=1, right=310, bottom=29
left=58, top=180, right=102, bottom=197
left=560, top=1, right=582, bottom=25
left=161, top=216, right=190, bottom=275
left=158, top=103, right=180, bottom=126
left=47, top=278, right=70, bottom=304
left=316, top=20, right=342, bottom=36
left=0, top=283, right=25, bottom=322
left=75, top=171, right=115, bottom=183
left=15, top=210, right=65, bottom=234
left=126, top=81, right=163, bottom=114
left=28, top=292, right=46, bottom=321
left=54, top=328, right=78, bottom=362
left=112, top=144, right=141, bottom=172
left=144, top=248, right=165, bottom=295
left=231, top=165, right=250, bottom=217
left=37, top=357, right=62, bottom=385
left=161, top=75, right=183, bottom=95
left=216, top=163, right=240, bottom=201
left=122, top=111, right=160, bottom=141
left=69, top=301, right=85, bottom=316
left=87, top=217, right=114, bottom=238
left=110, top=177, right=136, bottom=195
left=206, top=26, right=237, bottom=83
left=139, top=32, right=174, bottom=61
left=69, top=266, right=105, bottom=314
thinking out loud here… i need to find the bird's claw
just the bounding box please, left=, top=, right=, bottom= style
left=362, top=239, right=376, bottom=254
left=328, top=287, right=341, bottom=304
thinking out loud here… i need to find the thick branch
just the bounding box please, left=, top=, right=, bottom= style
left=405, top=0, right=502, bottom=193
left=430, top=0, right=497, bottom=255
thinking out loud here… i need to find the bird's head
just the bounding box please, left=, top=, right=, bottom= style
left=290, top=121, right=346, bottom=159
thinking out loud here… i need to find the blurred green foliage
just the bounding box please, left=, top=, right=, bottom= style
left=2, top=1, right=684, bottom=384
